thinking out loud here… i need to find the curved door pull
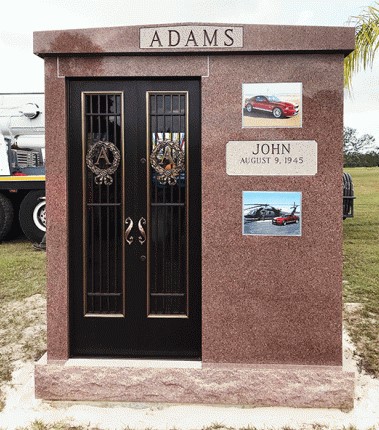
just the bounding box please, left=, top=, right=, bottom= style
left=125, top=217, right=134, bottom=245
left=138, top=217, right=147, bottom=245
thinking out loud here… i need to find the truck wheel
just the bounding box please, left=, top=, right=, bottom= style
left=19, top=190, right=46, bottom=243
left=0, top=193, right=14, bottom=242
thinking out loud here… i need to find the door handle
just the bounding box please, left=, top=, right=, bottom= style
left=138, top=217, right=147, bottom=245
left=125, top=217, right=134, bottom=245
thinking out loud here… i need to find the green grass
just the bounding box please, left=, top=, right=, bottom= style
left=0, top=239, right=46, bottom=410
left=0, top=240, right=46, bottom=302
left=343, top=167, right=379, bottom=376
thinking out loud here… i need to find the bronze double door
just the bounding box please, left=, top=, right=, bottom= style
left=68, top=79, right=201, bottom=358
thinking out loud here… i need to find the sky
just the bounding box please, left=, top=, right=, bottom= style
left=243, top=83, right=302, bottom=98
left=0, top=0, right=378, bottom=144
left=243, top=191, right=301, bottom=211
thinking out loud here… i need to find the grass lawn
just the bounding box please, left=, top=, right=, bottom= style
left=0, top=240, right=46, bottom=302
left=343, top=167, right=379, bottom=376
left=0, top=240, right=46, bottom=410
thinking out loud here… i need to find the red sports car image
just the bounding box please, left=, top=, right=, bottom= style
left=244, top=95, right=299, bottom=118
left=272, top=214, right=300, bottom=226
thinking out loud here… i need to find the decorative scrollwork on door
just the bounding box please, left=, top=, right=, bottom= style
left=138, top=217, right=147, bottom=245
left=150, top=139, right=185, bottom=185
left=86, top=140, right=120, bottom=185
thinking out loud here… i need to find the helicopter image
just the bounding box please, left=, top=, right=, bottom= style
left=244, top=202, right=299, bottom=222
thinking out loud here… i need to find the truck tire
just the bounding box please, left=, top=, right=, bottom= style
left=0, top=193, right=14, bottom=242
left=19, top=190, right=46, bottom=243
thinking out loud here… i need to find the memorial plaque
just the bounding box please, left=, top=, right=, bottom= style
left=140, top=26, right=243, bottom=49
left=226, top=140, right=317, bottom=176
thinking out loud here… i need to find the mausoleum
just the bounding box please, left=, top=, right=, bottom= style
left=33, top=23, right=355, bottom=409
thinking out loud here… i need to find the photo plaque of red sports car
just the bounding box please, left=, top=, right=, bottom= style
left=244, top=95, right=299, bottom=118
left=242, top=82, right=302, bottom=128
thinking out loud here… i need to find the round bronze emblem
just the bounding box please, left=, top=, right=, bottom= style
left=150, top=139, right=185, bottom=185
left=86, top=140, right=121, bottom=185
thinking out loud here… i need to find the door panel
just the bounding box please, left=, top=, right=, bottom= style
left=68, top=80, right=201, bottom=358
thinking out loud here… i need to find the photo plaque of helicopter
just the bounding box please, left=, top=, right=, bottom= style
left=243, top=191, right=302, bottom=236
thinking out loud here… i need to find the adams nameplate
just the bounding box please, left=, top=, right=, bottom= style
left=140, top=26, right=243, bottom=49
left=226, top=141, right=318, bottom=176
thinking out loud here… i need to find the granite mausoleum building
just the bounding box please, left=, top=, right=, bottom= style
left=33, top=23, right=355, bottom=409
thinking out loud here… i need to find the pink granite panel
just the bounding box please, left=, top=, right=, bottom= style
left=201, top=54, right=344, bottom=366
left=58, top=55, right=208, bottom=77
left=33, top=23, right=354, bottom=56
left=35, top=360, right=354, bottom=410
left=44, top=58, right=69, bottom=361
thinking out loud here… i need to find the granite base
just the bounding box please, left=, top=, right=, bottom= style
left=35, top=355, right=354, bottom=410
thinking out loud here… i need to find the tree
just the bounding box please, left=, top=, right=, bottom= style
left=344, top=126, right=376, bottom=153
left=343, top=127, right=379, bottom=166
left=344, top=2, right=379, bottom=89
